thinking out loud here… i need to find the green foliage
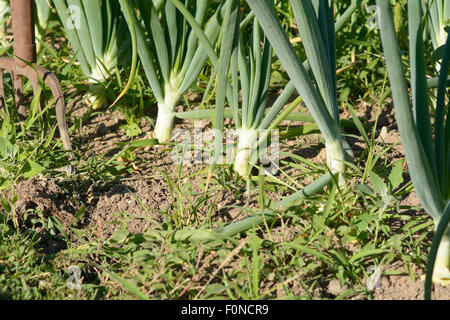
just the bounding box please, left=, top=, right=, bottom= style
left=377, top=0, right=450, bottom=288
left=0, top=0, right=447, bottom=301
left=0, top=92, right=68, bottom=188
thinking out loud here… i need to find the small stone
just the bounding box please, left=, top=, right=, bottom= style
left=379, top=126, right=389, bottom=142
left=328, top=279, right=347, bottom=296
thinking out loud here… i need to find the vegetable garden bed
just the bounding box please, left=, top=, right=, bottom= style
left=0, top=0, right=449, bottom=300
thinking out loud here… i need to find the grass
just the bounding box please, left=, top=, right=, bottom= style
left=0, top=168, right=433, bottom=300
left=0, top=2, right=443, bottom=300
left=0, top=111, right=434, bottom=299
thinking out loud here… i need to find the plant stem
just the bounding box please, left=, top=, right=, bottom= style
left=86, top=84, right=107, bottom=110
left=234, top=128, right=258, bottom=177
left=154, top=102, right=176, bottom=143
left=154, top=75, right=182, bottom=143
left=326, top=138, right=347, bottom=186
left=431, top=226, right=450, bottom=286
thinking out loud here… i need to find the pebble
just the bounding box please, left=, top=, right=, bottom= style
left=327, top=279, right=348, bottom=296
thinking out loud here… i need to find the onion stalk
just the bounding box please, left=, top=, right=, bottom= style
left=230, top=17, right=299, bottom=178
left=35, top=0, right=52, bottom=53
left=377, top=0, right=450, bottom=288
left=234, top=128, right=258, bottom=177
left=169, top=0, right=360, bottom=180
left=53, top=0, right=131, bottom=109
left=245, top=0, right=356, bottom=185
left=422, top=0, right=450, bottom=72
left=231, top=16, right=276, bottom=177
left=424, top=0, right=450, bottom=51
left=119, top=0, right=224, bottom=143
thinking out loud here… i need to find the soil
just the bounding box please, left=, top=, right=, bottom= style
left=4, top=98, right=450, bottom=300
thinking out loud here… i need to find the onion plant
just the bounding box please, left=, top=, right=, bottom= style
left=229, top=19, right=320, bottom=178
left=168, top=0, right=362, bottom=242
left=424, top=0, right=449, bottom=52
left=244, top=0, right=355, bottom=185
left=53, top=0, right=131, bottom=109
left=377, top=0, right=449, bottom=287
left=35, top=0, right=52, bottom=52
left=169, top=0, right=360, bottom=181
left=119, top=0, right=225, bottom=143
left=229, top=17, right=292, bottom=178
left=421, top=0, right=449, bottom=74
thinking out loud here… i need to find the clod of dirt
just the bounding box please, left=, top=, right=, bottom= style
left=327, top=279, right=348, bottom=297
left=7, top=178, right=79, bottom=255
left=378, top=126, right=402, bottom=145
left=379, top=126, right=389, bottom=142
left=87, top=179, right=167, bottom=237
left=12, top=178, right=76, bottom=227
